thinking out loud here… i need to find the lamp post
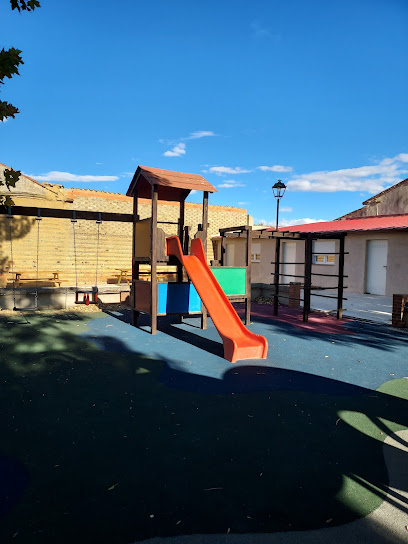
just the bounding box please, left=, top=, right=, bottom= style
left=272, top=179, right=287, bottom=231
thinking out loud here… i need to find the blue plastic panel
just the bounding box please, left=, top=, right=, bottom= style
left=158, top=283, right=202, bottom=314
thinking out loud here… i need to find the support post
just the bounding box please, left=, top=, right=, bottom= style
left=132, top=194, right=140, bottom=326
left=337, top=235, right=345, bottom=319
left=150, top=185, right=158, bottom=334
left=303, top=234, right=313, bottom=322
left=273, top=237, right=281, bottom=316
left=200, top=191, right=209, bottom=329
left=220, top=234, right=226, bottom=266
left=245, top=226, right=252, bottom=326
left=202, top=191, right=209, bottom=253
left=183, top=225, right=191, bottom=255
left=177, top=198, right=185, bottom=283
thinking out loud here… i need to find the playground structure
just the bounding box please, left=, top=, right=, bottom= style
left=126, top=166, right=267, bottom=361
left=215, top=227, right=348, bottom=322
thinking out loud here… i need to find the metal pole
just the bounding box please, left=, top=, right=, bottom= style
left=337, top=235, right=345, bottom=319
left=276, top=197, right=280, bottom=231
left=273, top=237, right=281, bottom=316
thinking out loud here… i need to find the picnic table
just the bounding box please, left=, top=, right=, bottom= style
left=113, top=269, right=131, bottom=285
left=9, top=271, right=62, bottom=287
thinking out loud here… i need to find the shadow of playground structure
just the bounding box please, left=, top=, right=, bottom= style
left=0, top=312, right=407, bottom=543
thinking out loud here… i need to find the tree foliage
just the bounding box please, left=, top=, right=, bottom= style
left=0, top=0, right=41, bottom=206
left=10, top=0, right=40, bottom=11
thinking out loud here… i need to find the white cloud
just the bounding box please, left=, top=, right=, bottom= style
left=209, top=166, right=252, bottom=176
left=237, top=201, right=249, bottom=205
left=253, top=219, right=272, bottom=226
left=251, top=21, right=270, bottom=38
left=218, top=180, right=246, bottom=189
left=28, top=171, right=119, bottom=182
left=188, top=131, right=215, bottom=139
left=163, top=143, right=186, bottom=157
left=280, top=206, right=293, bottom=212
left=287, top=154, right=408, bottom=193
left=257, top=165, right=293, bottom=173
left=279, top=217, right=328, bottom=227
left=161, top=131, right=215, bottom=158
left=0, top=118, right=8, bottom=123
left=254, top=217, right=327, bottom=227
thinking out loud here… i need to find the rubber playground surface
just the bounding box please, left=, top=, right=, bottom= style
left=0, top=303, right=408, bottom=543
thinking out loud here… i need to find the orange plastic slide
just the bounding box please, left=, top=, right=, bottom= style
left=166, top=236, right=268, bottom=363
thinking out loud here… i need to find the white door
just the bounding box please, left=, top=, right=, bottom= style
left=281, top=242, right=296, bottom=284
left=366, top=240, right=388, bottom=295
left=225, top=243, right=235, bottom=266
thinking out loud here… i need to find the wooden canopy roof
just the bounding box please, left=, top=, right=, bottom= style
left=126, top=165, right=217, bottom=202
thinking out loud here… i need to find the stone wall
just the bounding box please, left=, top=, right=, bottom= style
left=339, top=179, right=408, bottom=219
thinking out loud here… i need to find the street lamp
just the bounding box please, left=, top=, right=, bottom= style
left=272, top=180, right=287, bottom=231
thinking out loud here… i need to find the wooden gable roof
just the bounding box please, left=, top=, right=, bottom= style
left=126, top=165, right=217, bottom=201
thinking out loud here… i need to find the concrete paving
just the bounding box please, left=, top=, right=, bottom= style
left=304, top=290, right=393, bottom=325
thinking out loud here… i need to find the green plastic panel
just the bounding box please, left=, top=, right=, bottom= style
left=210, top=267, right=247, bottom=295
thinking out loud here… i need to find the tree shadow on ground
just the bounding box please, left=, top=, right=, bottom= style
left=0, top=312, right=408, bottom=543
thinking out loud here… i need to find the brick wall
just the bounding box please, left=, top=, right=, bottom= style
left=0, top=184, right=247, bottom=287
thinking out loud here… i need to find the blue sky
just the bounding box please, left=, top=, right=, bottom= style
left=1, top=0, right=407, bottom=226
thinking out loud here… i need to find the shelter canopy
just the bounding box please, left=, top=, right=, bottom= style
left=127, top=165, right=217, bottom=202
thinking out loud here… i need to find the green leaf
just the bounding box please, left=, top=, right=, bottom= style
left=0, top=194, right=15, bottom=207
left=4, top=168, right=21, bottom=188
left=27, top=0, right=41, bottom=10
left=0, top=100, right=19, bottom=121
left=10, top=0, right=41, bottom=12
left=0, top=48, right=24, bottom=82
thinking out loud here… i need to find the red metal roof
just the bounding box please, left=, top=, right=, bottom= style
left=267, top=214, right=408, bottom=234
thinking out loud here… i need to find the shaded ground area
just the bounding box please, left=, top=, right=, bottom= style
left=0, top=309, right=407, bottom=543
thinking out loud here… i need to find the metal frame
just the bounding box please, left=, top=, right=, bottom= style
left=213, top=224, right=252, bottom=326
left=265, top=230, right=348, bottom=321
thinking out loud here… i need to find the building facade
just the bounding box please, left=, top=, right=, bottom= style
left=212, top=179, right=408, bottom=297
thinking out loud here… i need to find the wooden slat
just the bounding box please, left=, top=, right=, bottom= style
left=2, top=206, right=133, bottom=222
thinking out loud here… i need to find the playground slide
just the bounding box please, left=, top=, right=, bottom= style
left=166, top=236, right=268, bottom=363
